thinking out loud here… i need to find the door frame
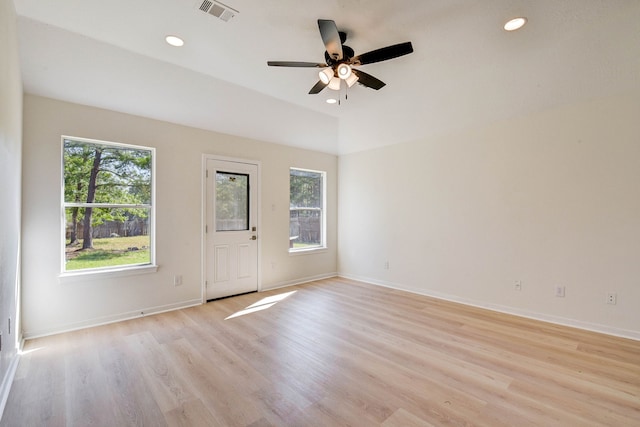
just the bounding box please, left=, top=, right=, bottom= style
left=201, top=154, right=262, bottom=303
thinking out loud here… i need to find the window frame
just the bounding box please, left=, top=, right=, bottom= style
left=60, top=135, right=157, bottom=277
left=289, top=167, right=327, bottom=254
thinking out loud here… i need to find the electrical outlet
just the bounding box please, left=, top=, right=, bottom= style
left=555, top=285, right=565, bottom=297
left=384, top=261, right=390, bottom=270
left=606, top=292, right=617, bottom=305
left=514, top=280, right=522, bottom=291
left=173, top=275, right=183, bottom=286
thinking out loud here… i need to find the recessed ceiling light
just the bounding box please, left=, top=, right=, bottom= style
left=504, top=17, right=527, bottom=31
left=165, top=35, right=184, bottom=47
left=326, top=98, right=337, bottom=104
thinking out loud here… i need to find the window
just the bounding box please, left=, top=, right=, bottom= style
left=62, top=136, right=154, bottom=273
left=290, top=168, right=326, bottom=252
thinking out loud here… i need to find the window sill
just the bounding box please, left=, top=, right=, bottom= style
left=289, top=247, right=328, bottom=256
left=59, top=264, right=158, bottom=284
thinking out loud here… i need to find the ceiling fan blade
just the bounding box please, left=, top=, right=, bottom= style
left=351, top=41, right=414, bottom=66
left=267, top=61, right=326, bottom=67
left=308, top=80, right=328, bottom=94
left=352, top=69, right=386, bottom=90
left=318, top=19, right=343, bottom=61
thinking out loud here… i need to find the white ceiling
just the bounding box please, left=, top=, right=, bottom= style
left=14, top=0, right=640, bottom=155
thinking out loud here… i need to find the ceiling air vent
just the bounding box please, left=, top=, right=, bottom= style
left=198, top=0, right=238, bottom=22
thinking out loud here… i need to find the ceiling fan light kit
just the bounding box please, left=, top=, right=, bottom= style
left=328, top=77, right=341, bottom=91
left=345, top=73, right=359, bottom=87
left=267, top=19, right=414, bottom=98
left=319, top=67, right=334, bottom=84
left=337, top=63, right=352, bottom=79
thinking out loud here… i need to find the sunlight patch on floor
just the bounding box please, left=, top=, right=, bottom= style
left=19, top=346, right=44, bottom=356
left=225, top=290, right=297, bottom=320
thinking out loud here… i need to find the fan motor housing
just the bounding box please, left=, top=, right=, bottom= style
left=325, top=45, right=354, bottom=65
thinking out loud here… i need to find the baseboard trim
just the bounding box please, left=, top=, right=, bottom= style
left=0, top=352, right=20, bottom=420
left=22, top=298, right=203, bottom=340
left=261, top=272, right=338, bottom=292
left=22, top=272, right=340, bottom=340
left=338, top=273, right=640, bottom=341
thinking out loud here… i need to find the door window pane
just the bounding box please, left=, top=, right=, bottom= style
left=216, top=172, right=249, bottom=231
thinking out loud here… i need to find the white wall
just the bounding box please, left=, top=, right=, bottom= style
left=0, top=0, right=22, bottom=413
left=338, top=92, right=640, bottom=339
left=21, top=95, right=337, bottom=338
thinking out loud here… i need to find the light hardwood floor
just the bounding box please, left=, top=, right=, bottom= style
left=2, top=278, right=639, bottom=426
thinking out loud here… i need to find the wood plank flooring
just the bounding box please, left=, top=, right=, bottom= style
left=2, top=277, right=639, bottom=426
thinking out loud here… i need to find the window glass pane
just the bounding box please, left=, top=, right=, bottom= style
left=216, top=172, right=249, bottom=231
left=63, top=140, right=152, bottom=204
left=290, top=169, right=324, bottom=250
left=64, top=207, right=151, bottom=270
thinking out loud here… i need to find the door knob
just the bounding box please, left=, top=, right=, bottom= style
left=250, top=235, right=257, bottom=240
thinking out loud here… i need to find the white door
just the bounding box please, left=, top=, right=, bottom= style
left=205, top=158, right=259, bottom=300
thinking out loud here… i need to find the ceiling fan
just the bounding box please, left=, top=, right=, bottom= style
left=267, top=19, right=414, bottom=95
